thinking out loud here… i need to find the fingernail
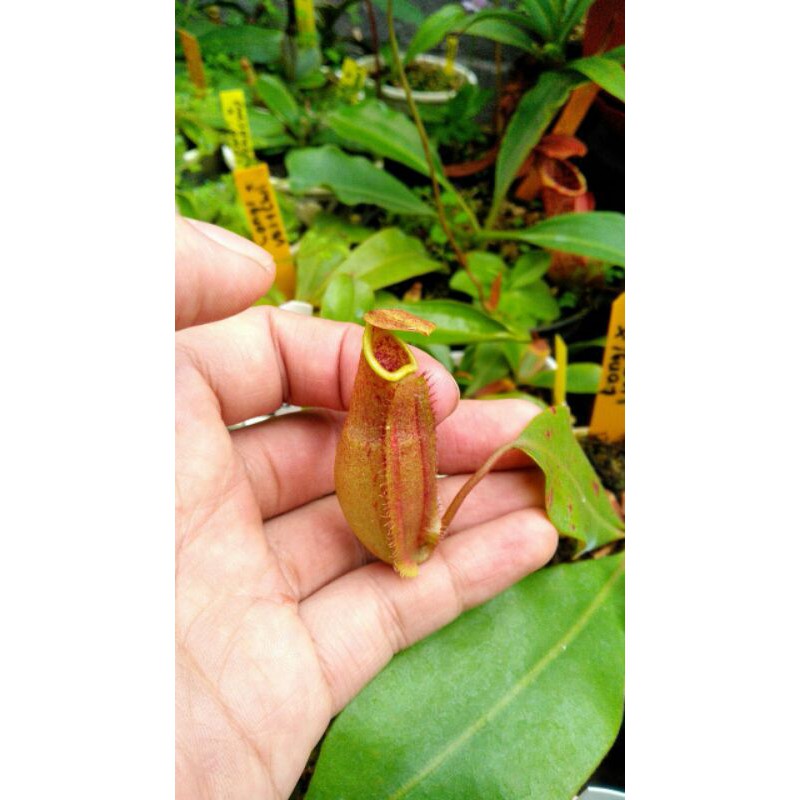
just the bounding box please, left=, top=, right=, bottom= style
left=186, top=218, right=275, bottom=275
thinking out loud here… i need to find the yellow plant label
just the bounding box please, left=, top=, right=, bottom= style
left=338, top=57, right=366, bottom=101
left=178, top=29, right=206, bottom=91
left=444, top=35, right=459, bottom=76
left=589, top=293, right=625, bottom=441
left=233, top=164, right=296, bottom=298
left=219, top=89, right=256, bottom=169
left=294, top=0, right=318, bottom=45
left=240, top=57, right=257, bottom=86
left=339, top=57, right=360, bottom=87
left=553, top=334, right=567, bottom=407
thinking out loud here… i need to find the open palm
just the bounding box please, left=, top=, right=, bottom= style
left=175, top=216, right=558, bottom=799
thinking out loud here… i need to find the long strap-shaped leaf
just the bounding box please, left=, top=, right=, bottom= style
left=488, top=70, right=586, bottom=227
left=517, top=0, right=558, bottom=39
left=568, top=54, right=625, bottom=101
left=479, top=211, right=626, bottom=267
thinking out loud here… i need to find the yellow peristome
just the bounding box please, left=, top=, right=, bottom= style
left=363, top=323, right=418, bottom=382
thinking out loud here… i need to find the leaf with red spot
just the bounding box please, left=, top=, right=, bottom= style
left=509, top=406, right=623, bottom=553
left=486, top=273, right=503, bottom=312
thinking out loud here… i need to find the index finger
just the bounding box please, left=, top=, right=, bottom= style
left=175, top=216, right=275, bottom=330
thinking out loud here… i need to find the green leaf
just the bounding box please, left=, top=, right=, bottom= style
left=502, top=340, right=550, bottom=384
left=418, top=343, right=455, bottom=372
left=460, top=7, right=547, bottom=34
left=333, top=228, right=445, bottom=291
left=247, top=107, right=296, bottom=150
left=511, top=406, right=624, bottom=551
left=321, top=273, right=375, bottom=322
left=568, top=54, right=625, bottom=102
left=253, top=74, right=301, bottom=132
left=507, top=250, right=551, bottom=288
left=569, top=336, right=606, bottom=354
left=324, top=99, right=443, bottom=179
left=286, top=146, right=434, bottom=216
left=480, top=212, right=625, bottom=266
left=175, top=176, right=250, bottom=238
left=178, top=117, right=221, bottom=153
left=516, top=0, right=558, bottom=39
left=373, top=299, right=528, bottom=345
left=294, top=227, right=354, bottom=304
left=460, top=343, right=512, bottom=396
left=308, top=553, right=625, bottom=800
left=372, top=0, right=424, bottom=24
left=489, top=71, right=586, bottom=225
left=530, top=362, right=602, bottom=393
left=497, top=282, right=561, bottom=326
left=449, top=252, right=559, bottom=329
left=404, top=4, right=467, bottom=64
left=557, top=0, right=596, bottom=45
left=461, top=17, right=535, bottom=51
left=198, top=25, right=282, bottom=64
left=448, top=251, right=506, bottom=299
left=310, top=212, right=374, bottom=243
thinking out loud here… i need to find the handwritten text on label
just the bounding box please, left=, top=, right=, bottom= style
left=589, top=293, right=625, bottom=441
left=219, top=89, right=255, bottom=169
left=233, top=163, right=296, bottom=297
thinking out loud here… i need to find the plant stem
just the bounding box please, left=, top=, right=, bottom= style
left=442, top=174, right=481, bottom=234
left=493, top=41, right=503, bottom=135
left=385, top=0, right=485, bottom=304
left=363, top=0, right=382, bottom=99
left=492, top=0, right=503, bottom=135
left=440, top=443, right=515, bottom=534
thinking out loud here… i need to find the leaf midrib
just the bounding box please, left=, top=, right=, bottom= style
left=524, top=231, right=623, bottom=263
left=386, top=558, right=625, bottom=799
left=348, top=253, right=441, bottom=284
left=333, top=182, right=432, bottom=214
left=329, top=117, right=427, bottom=175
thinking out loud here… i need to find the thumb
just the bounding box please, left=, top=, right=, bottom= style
left=175, top=215, right=275, bottom=330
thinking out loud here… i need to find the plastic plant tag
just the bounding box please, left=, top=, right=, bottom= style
left=294, top=0, right=318, bottom=47
left=178, top=29, right=206, bottom=91
left=444, top=35, right=459, bottom=76
left=589, top=293, right=625, bottom=441
left=339, top=57, right=360, bottom=87
left=232, top=163, right=296, bottom=297
left=553, top=334, right=567, bottom=406
left=338, top=57, right=366, bottom=102
left=219, top=89, right=256, bottom=169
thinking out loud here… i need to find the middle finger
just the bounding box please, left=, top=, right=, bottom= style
left=263, top=467, right=546, bottom=601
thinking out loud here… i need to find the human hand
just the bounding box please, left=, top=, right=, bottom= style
left=175, top=215, right=558, bottom=798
